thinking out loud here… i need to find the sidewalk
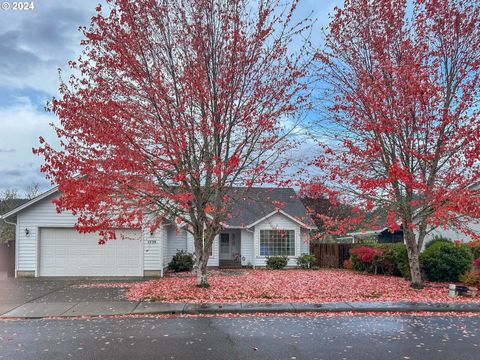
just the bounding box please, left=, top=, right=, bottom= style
left=1, top=300, right=480, bottom=319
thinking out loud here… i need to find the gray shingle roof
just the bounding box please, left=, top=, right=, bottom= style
left=224, top=187, right=315, bottom=228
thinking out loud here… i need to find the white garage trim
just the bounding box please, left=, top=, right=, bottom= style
left=38, top=228, right=143, bottom=277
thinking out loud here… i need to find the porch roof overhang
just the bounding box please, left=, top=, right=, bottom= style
left=220, top=208, right=315, bottom=230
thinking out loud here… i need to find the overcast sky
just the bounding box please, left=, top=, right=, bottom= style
left=0, top=0, right=340, bottom=194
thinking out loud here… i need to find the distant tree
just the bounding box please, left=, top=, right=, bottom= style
left=310, top=0, right=480, bottom=287
left=35, top=0, right=311, bottom=287
left=301, top=195, right=354, bottom=236
left=24, top=183, right=40, bottom=200
left=0, top=189, right=19, bottom=244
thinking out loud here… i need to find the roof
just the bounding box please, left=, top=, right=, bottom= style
left=224, top=187, right=315, bottom=228
left=0, top=186, right=315, bottom=229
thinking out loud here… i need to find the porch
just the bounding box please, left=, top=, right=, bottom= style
left=218, top=229, right=242, bottom=268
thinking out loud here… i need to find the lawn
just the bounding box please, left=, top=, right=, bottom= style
left=121, top=269, right=480, bottom=304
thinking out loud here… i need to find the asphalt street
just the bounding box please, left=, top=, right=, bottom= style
left=1, top=315, right=479, bottom=359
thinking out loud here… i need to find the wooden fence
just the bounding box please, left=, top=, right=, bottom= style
left=0, top=241, right=15, bottom=277
left=310, top=243, right=355, bottom=268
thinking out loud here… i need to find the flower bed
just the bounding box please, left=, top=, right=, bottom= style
left=123, top=269, right=480, bottom=304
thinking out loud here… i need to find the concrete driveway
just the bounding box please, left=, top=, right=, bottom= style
left=0, top=278, right=141, bottom=316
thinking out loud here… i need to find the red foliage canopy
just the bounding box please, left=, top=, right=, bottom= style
left=35, top=0, right=311, bottom=246
left=307, top=0, right=480, bottom=245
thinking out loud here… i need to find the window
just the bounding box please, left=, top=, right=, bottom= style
left=260, top=229, right=295, bottom=256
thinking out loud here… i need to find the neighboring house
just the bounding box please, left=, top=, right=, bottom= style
left=0, top=187, right=315, bottom=278
left=418, top=224, right=479, bottom=251
left=418, top=182, right=480, bottom=248
left=339, top=228, right=404, bottom=244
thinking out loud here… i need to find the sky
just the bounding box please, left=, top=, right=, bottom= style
left=0, top=0, right=340, bottom=195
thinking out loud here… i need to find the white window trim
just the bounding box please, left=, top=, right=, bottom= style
left=257, top=228, right=297, bottom=258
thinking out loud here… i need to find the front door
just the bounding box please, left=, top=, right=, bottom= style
left=219, top=232, right=240, bottom=262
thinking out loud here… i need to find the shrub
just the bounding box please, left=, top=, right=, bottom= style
left=349, top=243, right=410, bottom=278
left=383, top=243, right=411, bottom=279
left=474, top=258, right=480, bottom=268
left=424, top=236, right=451, bottom=250
left=459, top=270, right=480, bottom=287
left=350, top=246, right=384, bottom=273
left=266, top=256, right=288, bottom=269
left=168, top=250, right=194, bottom=272
left=420, top=242, right=473, bottom=282
left=296, top=253, right=317, bottom=269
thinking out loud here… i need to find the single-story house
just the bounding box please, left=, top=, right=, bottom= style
left=0, top=186, right=315, bottom=278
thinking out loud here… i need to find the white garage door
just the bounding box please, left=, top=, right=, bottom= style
left=39, top=228, right=143, bottom=277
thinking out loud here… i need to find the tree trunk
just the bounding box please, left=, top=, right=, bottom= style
left=196, top=256, right=209, bottom=288
left=193, top=230, right=213, bottom=288
left=404, top=228, right=423, bottom=288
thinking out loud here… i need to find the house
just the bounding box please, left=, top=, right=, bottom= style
left=0, top=186, right=315, bottom=278
left=339, top=228, right=404, bottom=244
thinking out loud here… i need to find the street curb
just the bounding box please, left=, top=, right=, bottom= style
left=2, top=301, right=480, bottom=319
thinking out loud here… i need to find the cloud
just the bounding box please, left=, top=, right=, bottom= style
left=0, top=1, right=101, bottom=95
left=0, top=0, right=338, bottom=194
left=0, top=97, right=57, bottom=192
left=0, top=163, right=49, bottom=191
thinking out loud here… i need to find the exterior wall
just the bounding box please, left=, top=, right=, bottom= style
left=185, top=231, right=219, bottom=266
left=208, top=235, right=219, bottom=266
left=240, top=230, right=254, bottom=266
left=186, top=232, right=194, bottom=253
left=166, top=226, right=187, bottom=262
left=300, top=229, right=311, bottom=255
left=15, top=193, right=163, bottom=276
left=252, top=213, right=302, bottom=267
left=143, top=225, right=164, bottom=272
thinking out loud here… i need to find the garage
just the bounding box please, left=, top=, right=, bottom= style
left=39, top=228, right=143, bottom=277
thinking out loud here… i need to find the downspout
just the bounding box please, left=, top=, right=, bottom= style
left=2, top=217, right=16, bottom=227
left=252, top=227, right=257, bottom=269
left=160, top=226, right=164, bottom=277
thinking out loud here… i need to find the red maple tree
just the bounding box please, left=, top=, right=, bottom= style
left=35, top=0, right=311, bottom=287
left=308, top=0, right=480, bottom=286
